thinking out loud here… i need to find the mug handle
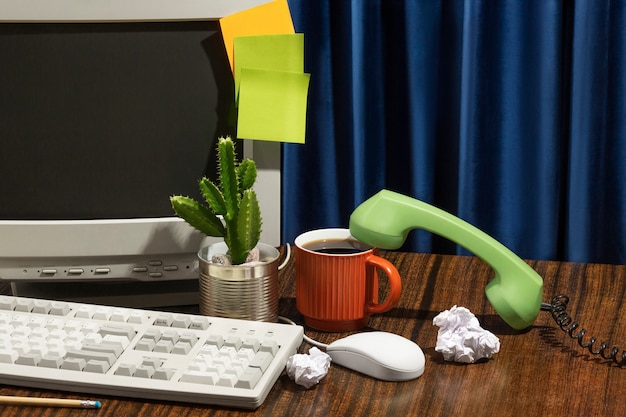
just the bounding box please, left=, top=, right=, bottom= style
left=364, top=255, right=402, bottom=314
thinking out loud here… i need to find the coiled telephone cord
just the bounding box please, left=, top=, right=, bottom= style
left=542, top=294, right=626, bottom=365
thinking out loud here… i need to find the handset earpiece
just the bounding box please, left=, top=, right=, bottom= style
left=349, top=189, right=543, bottom=330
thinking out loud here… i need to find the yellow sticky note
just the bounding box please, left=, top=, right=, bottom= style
left=237, top=67, right=310, bottom=143
left=220, top=0, right=295, bottom=73
left=234, top=34, right=304, bottom=104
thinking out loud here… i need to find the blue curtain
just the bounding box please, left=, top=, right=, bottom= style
left=282, top=0, right=626, bottom=265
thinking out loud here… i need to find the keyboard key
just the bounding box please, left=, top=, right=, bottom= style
left=65, top=330, right=85, bottom=343
left=75, top=306, right=94, bottom=319
left=16, top=352, right=41, bottom=366
left=110, top=309, right=130, bottom=322
left=200, top=343, right=220, bottom=357
left=217, top=373, right=238, bottom=387
left=45, top=318, right=64, bottom=331
left=242, top=338, right=260, bottom=351
left=180, top=370, right=218, bottom=385
left=250, top=351, right=273, bottom=372
left=115, top=363, right=136, bottom=376
left=142, top=329, right=161, bottom=342
left=160, top=329, right=179, bottom=343
left=128, top=312, right=146, bottom=324
left=135, top=339, right=156, bottom=352
left=10, top=342, right=30, bottom=355
left=92, top=307, right=112, bottom=320
left=32, top=300, right=52, bottom=314
left=154, top=340, right=174, bottom=353
left=0, top=296, right=17, bottom=310
left=80, top=322, right=100, bottom=335
left=219, top=346, right=238, bottom=359
left=171, top=315, right=191, bottom=328
left=28, top=343, right=47, bottom=356
left=213, top=355, right=232, bottom=369
left=189, top=317, right=210, bottom=330
left=206, top=364, right=226, bottom=376
left=231, top=357, right=250, bottom=374
left=259, top=340, right=279, bottom=355
left=99, top=324, right=136, bottom=340
left=83, top=333, right=103, bottom=345
left=0, top=349, right=18, bottom=363
left=39, top=355, right=64, bottom=368
left=102, top=334, right=131, bottom=349
left=172, top=341, right=192, bottom=355
left=49, top=302, right=71, bottom=316
left=15, top=299, right=34, bottom=312
left=134, top=364, right=155, bottom=378
left=224, top=336, right=242, bottom=350
left=84, top=359, right=110, bottom=373
left=45, top=344, right=66, bottom=358
left=154, top=367, right=175, bottom=380
left=30, top=326, right=49, bottom=338
left=11, top=315, right=29, bottom=327
left=12, top=325, right=31, bottom=337
left=47, top=329, right=67, bottom=340
left=235, top=367, right=263, bottom=389
left=178, top=332, right=198, bottom=346
left=141, top=357, right=162, bottom=368
left=237, top=348, right=256, bottom=362
left=188, top=360, right=208, bottom=372
left=61, top=357, right=86, bottom=371
left=63, top=321, right=82, bottom=333
left=206, top=334, right=224, bottom=348
left=154, top=314, right=174, bottom=327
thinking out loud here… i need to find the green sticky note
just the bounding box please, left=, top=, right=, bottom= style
left=237, top=67, right=310, bottom=143
left=234, top=34, right=304, bottom=104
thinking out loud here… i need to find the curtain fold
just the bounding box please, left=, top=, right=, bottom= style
left=283, top=0, right=626, bottom=265
left=567, top=1, right=626, bottom=263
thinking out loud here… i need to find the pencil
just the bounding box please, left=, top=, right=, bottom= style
left=0, top=395, right=101, bottom=408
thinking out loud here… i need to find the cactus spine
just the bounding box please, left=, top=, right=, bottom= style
left=170, top=136, right=262, bottom=265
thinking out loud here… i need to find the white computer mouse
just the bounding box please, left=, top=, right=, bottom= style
left=326, top=331, right=425, bottom=381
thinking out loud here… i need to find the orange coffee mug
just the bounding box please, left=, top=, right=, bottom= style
left=295, top=228, right=402, bottom=332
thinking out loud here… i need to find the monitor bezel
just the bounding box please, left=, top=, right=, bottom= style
left=0, top=0, right=281, bottom=286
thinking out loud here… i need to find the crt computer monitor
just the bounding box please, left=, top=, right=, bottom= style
left=0, top=1, right=281, bottom=307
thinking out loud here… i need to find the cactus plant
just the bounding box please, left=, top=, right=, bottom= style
left=170, top=136, right=262, bottom=265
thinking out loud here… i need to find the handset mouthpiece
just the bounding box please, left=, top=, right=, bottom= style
left=348, top=190, right=411, bottom=249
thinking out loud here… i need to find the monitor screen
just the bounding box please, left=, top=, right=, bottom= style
left=0, top=21, right=232, bottom=221
left=0, top=17, right=281, bottom=306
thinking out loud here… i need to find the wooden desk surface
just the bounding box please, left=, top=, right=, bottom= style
left=1, top=252, right=626, bottom=416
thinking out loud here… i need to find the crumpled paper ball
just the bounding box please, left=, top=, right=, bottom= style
left=286, top=347, right=331, bottom=389
left=432, top=305, right=500, bottom=363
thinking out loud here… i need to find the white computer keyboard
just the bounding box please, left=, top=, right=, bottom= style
left=0, top=295, right=304, bottom=409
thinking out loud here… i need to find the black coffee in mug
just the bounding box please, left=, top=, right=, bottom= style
left=302, top=238, right=371, bottom=255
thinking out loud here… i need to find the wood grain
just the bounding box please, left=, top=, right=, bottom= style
left=1, top=251, right=625, bottom=416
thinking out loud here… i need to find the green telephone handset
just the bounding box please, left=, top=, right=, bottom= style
left=349, top=189, right=543, bottom=330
